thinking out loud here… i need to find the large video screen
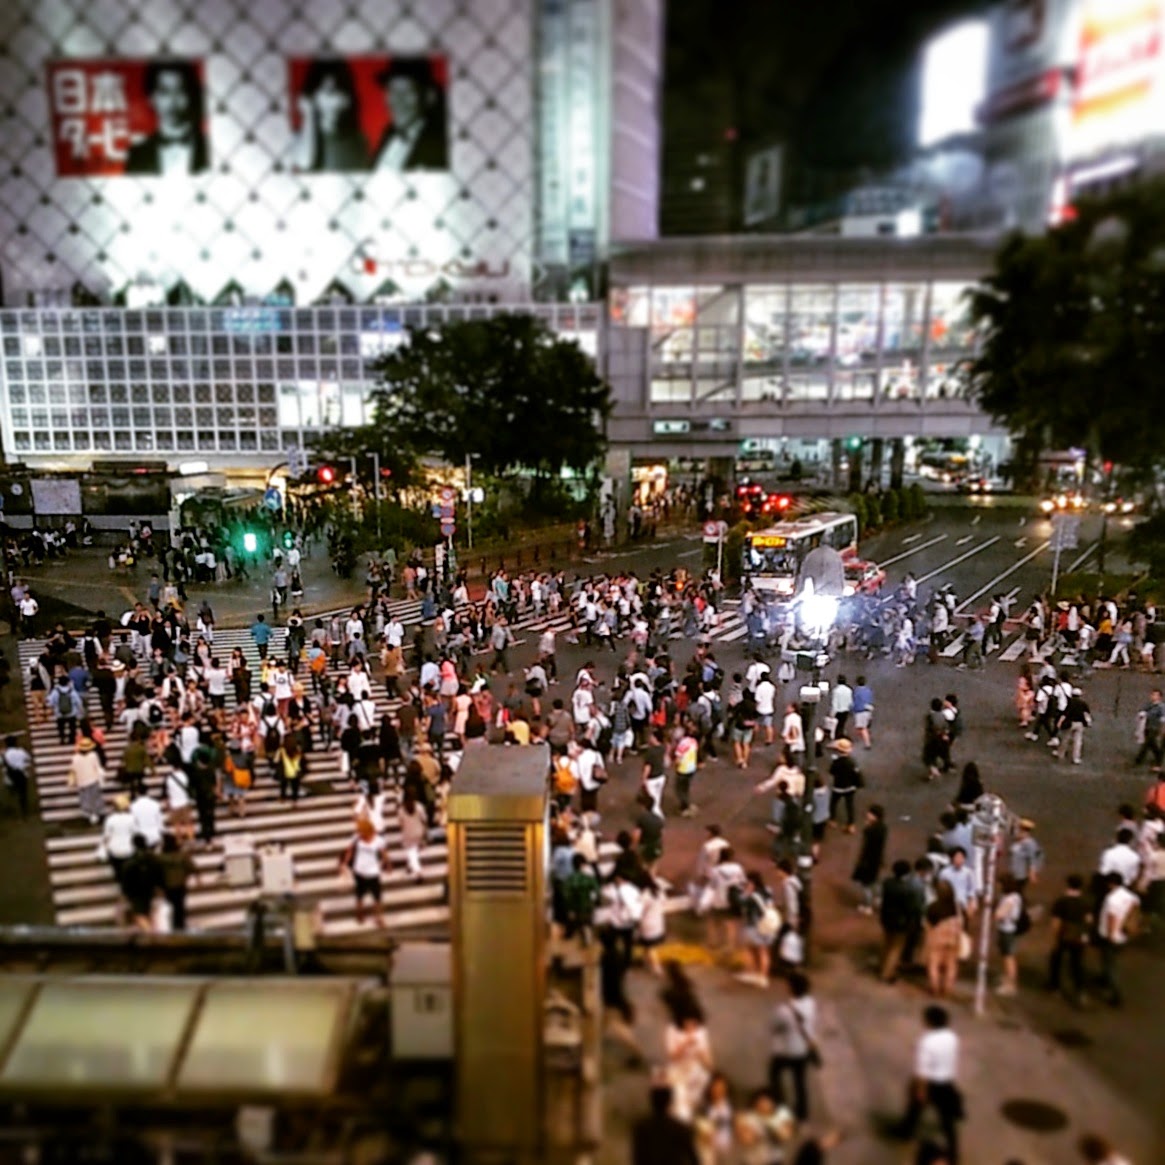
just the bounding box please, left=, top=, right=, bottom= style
left=288, top=56, right=449, bottom=173
left=46, top=59, right=209, bottom=178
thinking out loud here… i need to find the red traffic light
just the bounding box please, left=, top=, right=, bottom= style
left=1103, top=461, right=1113, bottom=474
left=317, top=465, right=336, bottom=485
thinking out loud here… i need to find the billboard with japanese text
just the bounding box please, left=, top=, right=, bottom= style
left=46, top=58, right=209, bottom=177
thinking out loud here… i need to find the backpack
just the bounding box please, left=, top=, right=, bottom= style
left=148, top=702, right=164, bottom=726
left=264, top=723, right=282, bottom=757
left=553, top=758, right=578, bottom=797
left=262, top=700, right=277, bottom=718
left=756, top=898, right=783, bottom=941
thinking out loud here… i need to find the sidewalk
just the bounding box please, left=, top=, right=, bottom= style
left=599, top=938, right=1156, bottom=1164
left=12, top=522, right=699, bottom=630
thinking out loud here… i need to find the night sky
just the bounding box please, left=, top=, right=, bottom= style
left=661, top=0, right=993, bottom=230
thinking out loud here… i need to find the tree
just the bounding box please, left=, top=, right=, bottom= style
left=368, top=314, right=611, bottom=496
left=965, top=181, right=1165, bottom=481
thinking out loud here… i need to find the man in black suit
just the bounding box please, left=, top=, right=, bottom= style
left=372, top=58, right=448, bottom=172
left=631, top=1085, right=698, bottom=1165
left=125, top=61, right=209, bottom=176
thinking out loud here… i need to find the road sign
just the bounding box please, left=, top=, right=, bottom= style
left=263, top=487, right=282, bottom=512
left=703, top=519, right=727, bottom=543
left=440, top=520, right=455, bottom=537
left=440, top=486, right=456, bottom=505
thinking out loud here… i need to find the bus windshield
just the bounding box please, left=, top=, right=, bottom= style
left=743, top=512, right=858, bottom=594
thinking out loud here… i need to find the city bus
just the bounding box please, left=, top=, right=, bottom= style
left=742, top=511, right=860, bottom=595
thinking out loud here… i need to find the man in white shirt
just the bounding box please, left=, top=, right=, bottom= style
left=18, top=593, right=38, bottom=639
left=1099, top=829, right=1142, bottom=889
left=830, top=674, right=854, bottom=739
left=897, top=1005, right=961, bottom=1161
left=175, top=715, right=201, bottom=766
left=131, top=790, right=165, bottom=849
left=571, top=679, right=595, bottom=728
left=744, top=654, right=770, bottom=693
left=1096, top=872, right=1140, bottom=1007
left=385, top=616, right=405, bottom=650
left=568, top=741, right=606, bottom=814
left=755, top=674, right=777, bottom=745
left=782, top=703, right=806, bottom=767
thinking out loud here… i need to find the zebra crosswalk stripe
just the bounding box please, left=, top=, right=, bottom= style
left=18, top=624, right=692, bottom=934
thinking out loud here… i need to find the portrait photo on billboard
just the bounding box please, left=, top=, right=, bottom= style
left=46, top=59, right=209, bottom=178
left=288, top=56, right=449, bottom=174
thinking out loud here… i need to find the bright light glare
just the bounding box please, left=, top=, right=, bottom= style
left=919, top=21, right=989, bottom=147
left=801, top=593, right=839, bottom=637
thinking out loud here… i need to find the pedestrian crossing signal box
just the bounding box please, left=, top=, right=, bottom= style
left=447, top=744, right=550, bottom=1158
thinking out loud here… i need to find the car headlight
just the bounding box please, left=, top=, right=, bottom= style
left=1040, top=500, right=1054, bottom=513
left=1104, top=501, right=1116, bottom=514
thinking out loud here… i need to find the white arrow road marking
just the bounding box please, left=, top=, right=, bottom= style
left=1014, top=538, right=1027, bottom=548
left=955, top=535, right=974, bottom=546
left=902, top=533, right=922, bottom=545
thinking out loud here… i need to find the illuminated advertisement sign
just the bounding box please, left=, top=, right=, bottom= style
left=1069, top=0, right=1165, bottom=157
left=46, top=59, right=209, bottom=177
left=288, top=56, right=449, bottom=173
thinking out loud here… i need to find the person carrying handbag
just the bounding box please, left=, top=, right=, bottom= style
left=768, top=971, right=819, bottom=1121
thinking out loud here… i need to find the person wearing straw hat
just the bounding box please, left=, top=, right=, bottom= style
left=101, top=792, right=136, bottom=883
left=67, top=735, right=107, bottom=825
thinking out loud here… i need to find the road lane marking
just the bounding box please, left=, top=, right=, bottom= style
left=955, top=540, right=1050, bottom=613
left=916, top=537, right=1001, bottom=584
left=942, top=634, right=966, bottom=658
left=1014, top=537, right=1027, bottom=548
left=677, top=548, right=703, bottom=558
left=878, top=534, right=948, bottom=569
left=955, top=535, right=974, bottom=546
left=1067, top=542, right=1098, bottom=573
left=971, top=515, right=981, bottom=525
left=999, top=635, right=1028, bottom=662
left=902, top=533, right=922, bottom=545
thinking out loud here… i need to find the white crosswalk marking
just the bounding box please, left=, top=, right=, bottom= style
left=941, top=634, right=966, bottom=658
left=18, top=608, right=694, bottom=935
left=999, top=635, right=1029, bottom=662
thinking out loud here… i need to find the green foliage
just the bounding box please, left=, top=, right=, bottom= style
left=724, top=521, right=753, bottom=584
left=847, top=494, right=867, bottom=536
left=789, top=459, right=803, bottom=481
left=368, top=314, right=611, bottom=484
left=1053, top=572, right=1147, bottom=602
left=908, top=482, right=927, bottom=520
left=965, top=180, right=1165, bottom=474
left=1127, top=512, right=1165, bottom=578
left=882, top=489, right=899, bottom=524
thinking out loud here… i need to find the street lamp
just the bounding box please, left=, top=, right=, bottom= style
left=970, top=792, right=1009, bottom=1016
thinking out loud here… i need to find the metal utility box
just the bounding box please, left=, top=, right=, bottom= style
left=391, top=943, right=453, bottom=1060
left=447, top=744, right=549, bottom=1156
left=222, top=834, right=255, bottom=887
left=259, top=846, right=295, bottom=895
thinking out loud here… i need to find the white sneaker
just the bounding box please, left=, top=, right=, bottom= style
left=1047, top=738, right=1060, bottom=748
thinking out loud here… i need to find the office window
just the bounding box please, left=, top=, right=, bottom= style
left=882, top=283, right=926, bottom=355
left=929, top=282, right=976, bottom=353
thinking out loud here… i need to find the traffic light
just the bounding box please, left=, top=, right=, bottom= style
left=242, top=531, right=258, bottom=554
left=317, top=464, right=336, bottom=485
left=846, top=436, right=862, bottom=451
left=282, top=530, right=295, bottom=549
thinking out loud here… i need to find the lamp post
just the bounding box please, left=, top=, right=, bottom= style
left=797, top=681, right=821, bottom=945
left=971, top=792, right=1008, bottom=1017
left=367, top=451, right=382, bottom=543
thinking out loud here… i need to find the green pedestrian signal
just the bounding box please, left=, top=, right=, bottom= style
left=282, top=530, right=295, bottom=549
left=242, top=532, right=258, bottom=554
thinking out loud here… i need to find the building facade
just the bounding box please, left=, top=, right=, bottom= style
left=603, top=234, right=1008, bottom=464
left=0, top=300, right=599, bottom=466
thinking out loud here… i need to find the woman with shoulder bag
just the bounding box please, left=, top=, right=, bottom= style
left=768, top=971, right=819, bottom=1121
